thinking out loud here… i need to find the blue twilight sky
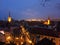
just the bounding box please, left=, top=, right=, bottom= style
left=0, top=0, right=60, bottom=20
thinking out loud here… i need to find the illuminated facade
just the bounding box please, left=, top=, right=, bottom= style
left=44, top=17, right=50, bottom=25
left=8, top=12, right=12, bottom=23
left=48, top=17, right=50, bottom=25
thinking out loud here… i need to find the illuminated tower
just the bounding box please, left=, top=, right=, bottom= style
left=44, top=17, right=50, bottom=25
left=47, top=17, right=50, bottom=25
left=8, top=12, right=12, bottom=23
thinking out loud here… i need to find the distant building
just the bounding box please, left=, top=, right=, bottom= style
left=21, top=21, right=60, bottom=45
left=44, top=17, right=50, bottom=25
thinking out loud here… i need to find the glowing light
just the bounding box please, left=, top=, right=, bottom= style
left=44, top=19, right=50, bottom=25
left=26, top=32, right=29, bottom=35
left=0, top=31, right=5, bottom=34
left=21, top=26, right=25, bottom=33
left=7, top=36, right=11, bottom=40
left=8, top=16, right=11, bottom=22
left=27, top=37, right=32, bottom=44
left=28, top=40, right=32, bottom=44
left=15, top=37, right=19, bottom=40
left=21, top=36, right=23, bottom=39
left=44, top=21, right=48, bottom=25
left=48, top=19, right=50, bottom=25
left=25, top=18, right=45, bottom=21
left=21, top=42, right=23, bottom=45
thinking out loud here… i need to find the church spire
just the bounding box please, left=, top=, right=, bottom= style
left=47, top=16, right=50, bottom=25
left=8, top=12, right=12, bottom=22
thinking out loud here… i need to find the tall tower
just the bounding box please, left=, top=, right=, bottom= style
left=8, top=12, right=12, bottom=23
left=47, top=17, right=50, bottom=25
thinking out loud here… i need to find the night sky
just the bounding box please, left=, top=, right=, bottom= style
left=0, top=0, right=60, bottom=20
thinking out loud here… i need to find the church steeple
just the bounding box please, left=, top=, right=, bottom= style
left=47, top=16, right=50, bottom=25
left=8, top=12, right=12, bottom=23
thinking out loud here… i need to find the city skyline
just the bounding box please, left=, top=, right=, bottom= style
left=0, top=0, right=60, bottom=20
